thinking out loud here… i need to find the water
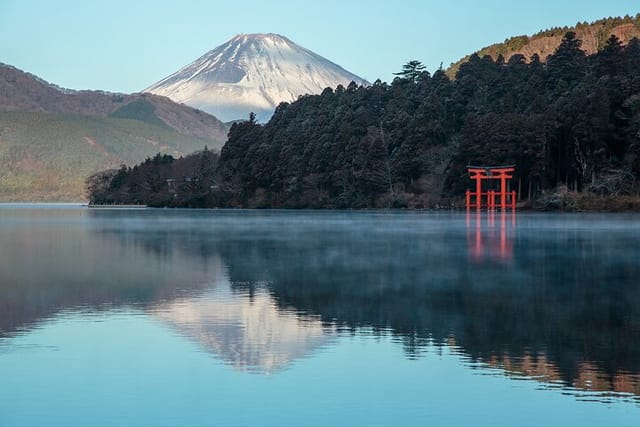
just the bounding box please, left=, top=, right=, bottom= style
left=0, top=206, right=639, bottom=426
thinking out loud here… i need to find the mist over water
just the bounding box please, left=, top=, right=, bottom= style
left=0, top=206, right=639, bottom=426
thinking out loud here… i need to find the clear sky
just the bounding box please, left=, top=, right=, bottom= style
left=0, top=0, right=638, bottom=93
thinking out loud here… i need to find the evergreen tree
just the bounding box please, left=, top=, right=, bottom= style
left=394, top=60, right=427, bottom=83
left=546, top=32, right=587, bottom=85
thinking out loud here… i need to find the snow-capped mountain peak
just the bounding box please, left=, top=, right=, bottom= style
left=145, top=33, right=369, bottom=122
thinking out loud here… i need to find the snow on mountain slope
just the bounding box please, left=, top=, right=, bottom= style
left=145, top=33, right=369, bottom=122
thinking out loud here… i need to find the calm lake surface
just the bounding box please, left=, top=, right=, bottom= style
left=0, top=205, right=639, bottom=426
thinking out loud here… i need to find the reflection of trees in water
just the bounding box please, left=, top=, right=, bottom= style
left=105, top=217, right=640, bottom=396
left=2, top=211, right=639, bottom=397
left=204, top=222, right=640, bottom=396
left=0, top=225, right=225, bottom=339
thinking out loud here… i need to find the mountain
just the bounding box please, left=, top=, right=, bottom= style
left=448, top=14, right=640, bottom=77
left=0, top=63, right=228, bottom=201
left=145, top=33, right=369, bottom=122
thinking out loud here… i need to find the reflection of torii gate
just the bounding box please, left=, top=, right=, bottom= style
left=466, top=165, right=517, bottom=209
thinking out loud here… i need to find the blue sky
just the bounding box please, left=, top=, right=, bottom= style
left=0, top=0, right=638, bottom=93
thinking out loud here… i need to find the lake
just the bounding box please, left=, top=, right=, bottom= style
left=0, top=205, right=639, bottom=426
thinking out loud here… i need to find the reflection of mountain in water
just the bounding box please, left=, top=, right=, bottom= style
left=0, top=208, right=334, bottom=374
left=0, top=209, right=223, bottom=338
left=110, top=210, right=640, bottom=398
left=153, top=285, right=333, bottom=374
left=2, top=208, right=639, bottom=398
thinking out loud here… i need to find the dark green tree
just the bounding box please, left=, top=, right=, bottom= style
left=394, top=60, right=427, bottom=83
left=546, top=32, right=587, bottom=85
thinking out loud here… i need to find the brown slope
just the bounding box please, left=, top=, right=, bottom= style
left=448, top=15, right=640, bottom=77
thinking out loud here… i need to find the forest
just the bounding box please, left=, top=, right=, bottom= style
left=88, top=33, right=640, bottom=210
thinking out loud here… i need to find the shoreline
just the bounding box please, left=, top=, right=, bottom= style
left=4, top=192, right=640, bottom=213
left=87, top=204, right=148, bottom=209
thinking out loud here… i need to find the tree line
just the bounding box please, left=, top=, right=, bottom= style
left=89, top=33, right=640, bottom=209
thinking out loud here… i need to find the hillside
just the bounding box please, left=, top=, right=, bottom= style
left=145, top=33, right=369, bottom=122
left=0, top=63, right=229, bottom=201
left=0, top=62, right=228, bottom=141
left=0, top=111, right=214, bottom=201
left=448, top=14, right=640, bottom=77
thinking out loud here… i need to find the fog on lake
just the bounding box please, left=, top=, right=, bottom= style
left=0, top=206, right=638, bottom=426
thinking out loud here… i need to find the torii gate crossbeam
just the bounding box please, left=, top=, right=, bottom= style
left=465, top=165, right=517, bottom=209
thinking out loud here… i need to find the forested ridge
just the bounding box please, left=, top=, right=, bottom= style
left=89, top=32, right=640, bottom=210
left=447, top=14, right=640, bottom=77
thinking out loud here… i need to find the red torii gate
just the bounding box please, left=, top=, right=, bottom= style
left=465, top=165, right=517, bottom=209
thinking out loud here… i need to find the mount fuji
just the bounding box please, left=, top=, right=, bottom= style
left=145, top=33, right=369, bottom=122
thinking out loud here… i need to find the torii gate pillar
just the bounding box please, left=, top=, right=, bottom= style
left=465, top=166, right=516, bottom=210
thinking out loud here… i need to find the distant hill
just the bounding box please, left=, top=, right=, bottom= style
left=0, top=63, right=228, bottom=201
left=0, top=111, right=215, bottom=201
left=448, top=14, right=640, bottom=77
left=0, top=62, right=228, bottom=141
left=145, top=33, right=369, bottom=122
